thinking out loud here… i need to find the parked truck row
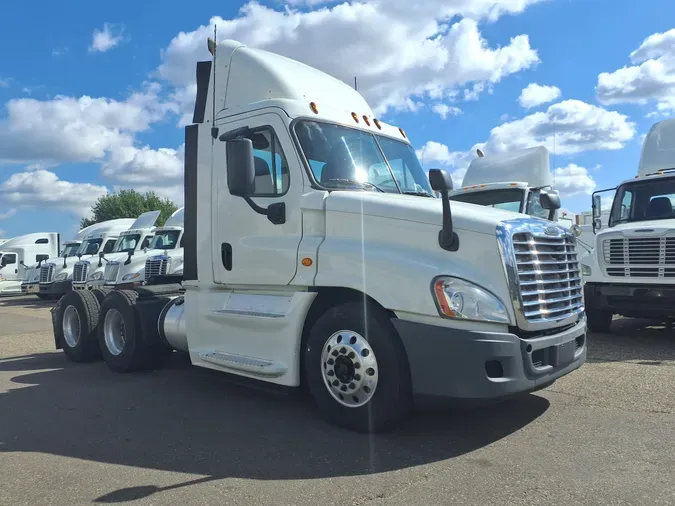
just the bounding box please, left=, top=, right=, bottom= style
left=39, top=38, right=587, bottom=434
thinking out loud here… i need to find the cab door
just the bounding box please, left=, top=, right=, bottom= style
left=212, top=111, right=304, bottom=287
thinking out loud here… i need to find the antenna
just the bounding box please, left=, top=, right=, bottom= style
left=210, top=25, right=218, bottom=139
left=354, top=76, right=357, bottom=91
left=553, top=130, right=556, bottom=186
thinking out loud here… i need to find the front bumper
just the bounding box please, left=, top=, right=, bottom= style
left=106, top=281, right=143, bottom=290
left=392, top=317, right=586, bottom=404
left=21, top=282, right=40, bottom=294
left=39, top=280, right=72, bottom=296
left=585, top=282, right=675, bottom=318
left=73, top=279, right=104, bottom=291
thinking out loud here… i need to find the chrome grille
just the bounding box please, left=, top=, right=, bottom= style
left=602, top=236, right=675, bottom=277
left=104, top=262, right=120, bottom=283
left=40, top=263, right=55, bottom=283
left=72, top=262, right=90, bottom=284
left=145, top=256, right=168, bottom=281
left=512, top=231, right=583, bottom=323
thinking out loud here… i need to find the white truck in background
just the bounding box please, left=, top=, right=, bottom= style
left=582, top=118, right=675, bottom=332
left=0, top=232, right=60, bottom=296
left=448, top=146, right=564, bottom=222
left=72, top=211, right=160, bottom=291
left=39, top=219, right=136, bottom=299
left=139, top=207, right=185, bottom=284
left=50, top=38, right=586, bottom=433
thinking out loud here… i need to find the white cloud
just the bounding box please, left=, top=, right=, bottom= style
left=482, top=99, right=636, bottom=155
left=0, top=83, right=176, bottom=165
left=432, top=103, right=463, bottom=119
left=596, top=28, right=675, bottom=114
left=553, top=163, right=596, bottom=198
left=0, top=208, right=16, bottom=220
left=0, top=170, right=108, bottom=218
left=0, top=78, right=10, bottom=88
left=416, top=140, right=482, bottom=186
left=89, top=23, right=126, bottom=53
left=518, top=83, right=561, bottom=108
left=0, top=229, right=5, bottom=238
left=156, top=1, right=541, bottom=118
left=102, top=144, right=184, bottom=186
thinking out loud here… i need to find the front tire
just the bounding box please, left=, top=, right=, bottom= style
left=587, top=308, right=613, bottom=333
left=304, top=300, right=412, bottom=433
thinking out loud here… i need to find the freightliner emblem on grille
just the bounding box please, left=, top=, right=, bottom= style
left=544, top=226, right=559, bottom=236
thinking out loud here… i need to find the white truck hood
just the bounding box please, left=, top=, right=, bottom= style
left=322, top=191, right=532, bottom=235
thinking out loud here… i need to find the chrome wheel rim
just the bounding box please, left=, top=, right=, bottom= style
left=103, top=308, right=126, bottom=356
left=320, top=330, right=379, bottom=408
left=62, top=305, right=81, bottom=348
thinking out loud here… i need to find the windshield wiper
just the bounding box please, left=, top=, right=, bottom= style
left=402, top=190, right=433, bottom=197
left=323, top=179, right=385, bottom=193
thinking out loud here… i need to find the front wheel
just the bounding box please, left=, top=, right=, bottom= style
left=587, top=308, right=613, bottom=333
left=304, top=300, right=412, bottom=433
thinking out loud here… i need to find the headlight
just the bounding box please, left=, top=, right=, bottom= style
left=55, top=272, right=69, bottom=281
left=122, top=272, right=141, bottom=281
left=581, top=264, right=592, bottom=276
left=432, top=276, right=511, bottom=324
left=88, top=271, right=103, bottom=281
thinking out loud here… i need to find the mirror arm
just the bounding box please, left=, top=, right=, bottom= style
left=243, top=197, right=286, bottom=225
left=438, top=189, right=459, bottom=252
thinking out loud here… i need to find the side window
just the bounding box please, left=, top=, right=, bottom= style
left=141, top=236, right=153, bottom=249
left=248, top=128, right=290, bottom=196
left=35, top=238, right=49, bottom=244
left=103, top=240, right=116, bottom=254
left=2, top=254, right=16, bottom=266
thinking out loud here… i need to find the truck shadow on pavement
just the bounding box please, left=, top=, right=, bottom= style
left=587, top=318, right=675, bottom=365
left=0, top=351, right=549, bottom=503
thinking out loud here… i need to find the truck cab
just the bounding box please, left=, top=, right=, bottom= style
left=0, top=233, right=60, bottom=296
left=52, top=39, right=586, bottom=433
left=582, top=118, right=675, bottom=332
left=448, top=146, right=563, bottom=222
left=73, top=211, right=160, bottom=290
left=142, top=207, right=185, bottom=284
left=39, top=219, right=135, bottom=299
left=21, top=240, right=82, bottom=296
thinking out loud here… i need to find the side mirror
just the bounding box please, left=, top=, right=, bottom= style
left=226, top=138, right=256, bottom=197
left=19, top=260, right=25, bottom=267
left=428, top=169, right=458, bottom=252
left=593, top=217, right=602, bottom=232
left=124, top=250, right=134, bottom=266
left=98, top=251, right=105, bottom=267
left=428, top=168, right=454, bottom=192
left=592, top=194, right=602, bottom=219
left=539, top=190, right=561, bottom=210
left=570, top=224, right=582, bottom=237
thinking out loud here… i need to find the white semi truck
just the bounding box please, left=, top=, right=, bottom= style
left=39, top=219, right=136, bottom=299
left=0, top=232, right=60, bottom=296
left=21, top=223, right=104, bottom=297
left=448, top=146, right=563, bottom=222
left=72, top=211, right=160, bottom=291
left=582, top=118, right=675, bottom=332
left=50, top=38, right=586, bottom=433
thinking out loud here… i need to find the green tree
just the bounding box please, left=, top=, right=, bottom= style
left=80, top=189, right=178, bottom=229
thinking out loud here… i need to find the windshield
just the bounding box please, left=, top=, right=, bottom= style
left=294, top=120, right=434, bottom=196
left=610, top=177, right=675, bottom=226
left=60, top=243, right=81, bottom=257
left=449, top=188, right=525, bottom=213
left=148, top=230, right=180, bottom=250
left=114, top=234, right=141, bottom=253
left=78, top=239, right=102, bottom=256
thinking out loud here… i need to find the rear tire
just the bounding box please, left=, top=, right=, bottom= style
left=56, top=290, right=102, bottom=362
left=587, top=308, right=613, bottom=333
left=304, top=300, right=413, bottom=433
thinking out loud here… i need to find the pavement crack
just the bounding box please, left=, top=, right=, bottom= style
left=342, top=473, right=431, bottom=506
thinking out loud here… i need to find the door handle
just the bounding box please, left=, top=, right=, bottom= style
left=221, top=243, right=232, bottom=271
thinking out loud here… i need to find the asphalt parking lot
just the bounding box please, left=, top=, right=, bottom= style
left=0, top=295, right=674, bottom=506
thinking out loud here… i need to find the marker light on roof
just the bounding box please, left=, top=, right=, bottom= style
left=310, top=102, right=319, bottom=114
left=207, top=37, right=216, bottom=55
left=351, top=112, right=359, bottom=123
left=363, top=115, right=371, bottom=126
left=399, top=128, right=406, bottom=138
left=373, top=118, right=382, bottom=129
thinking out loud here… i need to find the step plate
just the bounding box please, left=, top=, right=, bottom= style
left=198, top=350, right=287, bottom=377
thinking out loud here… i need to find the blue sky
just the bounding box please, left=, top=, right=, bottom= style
left=0, top=0, right=674, bottom=240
